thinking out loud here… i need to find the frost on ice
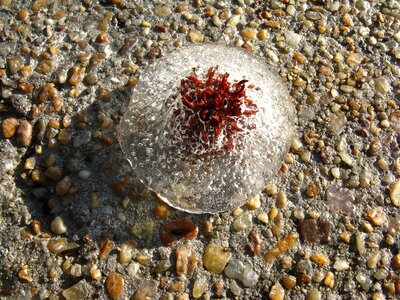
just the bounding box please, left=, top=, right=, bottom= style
left=119, top=44, right=295, bottom=213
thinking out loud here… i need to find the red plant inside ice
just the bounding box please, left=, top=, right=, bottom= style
left=177, top=66, right=258, bottom=152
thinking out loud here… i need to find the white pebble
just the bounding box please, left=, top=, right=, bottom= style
left=78, top=170, right=91, bottom=179
left=51, top=216, right=67, bottom=234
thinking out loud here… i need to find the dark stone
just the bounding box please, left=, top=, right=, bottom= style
left=31, top=187, right=50, bottom=201
left=298, top=218, right=331, bottom=244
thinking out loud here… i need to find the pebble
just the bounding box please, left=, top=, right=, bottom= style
left=203, top=243, right=231, bottom=273
left=105, top=272, right=124, bottom=299
left=62, top=280, right=91, bottom=300
left=285, top=30, right=302, bottom=47
left=306, top=287, right=321, bottom=300
left=389, top=179, right=400, bottom=207
left=232, top=211, right=253, bottom=231
left=131, top=219, right=154, bottom=242
left=132, top=280, right=158, bottom=300
left=78, top=170, right=91, bottom=179
left=326, top=185, right=355, bottom=214
left=242, top=267, right=258, bottom=287
left=47, top=238, right=79, bottom=254
left=154, top=6, right=172, bottom=18
left=2, top=118, right=19, bottom=138
left=333, top=260, right=350, bottom=271
left=298, top=219, right=330, bottom=243
left=55, top=176, right=72, bottom=196
left=367, top=207, right=387, bottom=226
left=375, top=78, right=390, bottom=94
left=346, top=53, right=364, bottom=67
left=17, top=120, right=32, bottom=147
left=119, top=240, right=137, bottom=265
left=90, top=265, right=101, bottom=281
left=269, top=282, right=284, bottom=300
left=188, top=30, right=204, bottom=43
left=241, top=28, right=256, bottom=41
left=51, top=216, right=67, bottom=234
left=45, top=166, right=63, bottom=181
left=224, top=258, right=245, bottom=279
left=127, top=262, right=139, bottom=277
left=324, top=271, right=335, bottom=288
left=246, top=194, right=260, bottom=210
left=192, top=278, right=207, bottom=298
left=264, top=233, right=298, bottom=264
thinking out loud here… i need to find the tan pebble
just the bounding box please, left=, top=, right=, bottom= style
left=2, top=118, right=19, bottom=138
left=264, top=233, right=298, bottom=264
left=55, top=176, right=71, bottom=196
left=346, top=53, right=364, bottom=67
left=36, top=60, right=55, bottom=74
left=339, top=232, right=351, bottom=243
left=31, top=169, right=46, bottom=185
left=18, top=265, right=33, bottom=282
left=192, top=278, right=207, bottom=298
left=17, top=120, right=32, bottom=146
left=241, top=28, right=256, bottom=41
left=269, top=207, right=278, bottom=220
left=246, top=194, right=261, bottom=210
left=264, top=20, right=281, bottom=29
left=323, top=271, right=334, bottom=288
left=169, top=281, right=185, bottom=292
left=342, top=13, right=353, bottom=26
left=282, top=275, right=296, bottom=289
left=105, top=272, right=124, bottom=299
left=264, top=183, right=278, bottom=196
left=188, top=29, right=204, bottom=43
left=32, top=0, right=46, bottom=12
left=90, top=264, right=101, bottom=281
left=367, top=250, right=381, bottom=269
left=269, top=282, right=284, bottom=300
left=202, top=243, right=231, bottom=273
left=47, top=238, right=79, bottom=254
left=51, top=216, right=67, bottom=234
left=305, top=182, right=321, bottom=198
left=119, top=240, right=137, bottom=265
left=389, top=179, right=400, bottom=207
left=275, top=192, right=287, bottom=208
left=311, top=253, right=328, bottom=266
left=257, top=29, right=268, bottom=40
left=367, top=207, right=387, bottom=226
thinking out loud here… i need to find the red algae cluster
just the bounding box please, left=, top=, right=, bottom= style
left=176, top=66, right=258, bottom=153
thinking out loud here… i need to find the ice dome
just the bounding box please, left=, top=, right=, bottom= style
left=119, top=44, right=295, bottom=213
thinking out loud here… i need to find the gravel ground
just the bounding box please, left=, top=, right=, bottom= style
left=0, top=0, right=400, bottom=299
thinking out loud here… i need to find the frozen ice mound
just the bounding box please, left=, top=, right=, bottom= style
left=119, top=44, right=295, bottom=213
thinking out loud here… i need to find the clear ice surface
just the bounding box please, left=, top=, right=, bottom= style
left=119, top=44, right=295, bottom=213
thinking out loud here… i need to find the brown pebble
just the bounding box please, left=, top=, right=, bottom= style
left=105, top=272, right=124, bottom=299
left=30, top=220, right=41, bottom=234
left=36, top=60, right=55, bottom=74
left=99, top=238, right=114, bottom=260
left=214, top=280, right=224, bottom=297
left=37, top=83, right=57, bottom=103
left=394, top=253, right=400, bottom=269
left=247, top=230, right=261, bottom=256
left=305, top=182, right=321, bottom=198
left=55, top=176, right=71, bottom=196
left=366, top=207, right=387, bottom=226
left=147, top=46, right=162, bottom=59
left=155, top=204, right=170, bottom=220
left=31, top=169, right=47, bottom=185
left=2, top=118, right=19, bottom=138
left=68, top=65, right=85, bottom=86
left=18, top=83, right=33, bottom=93
left=97, top=32, right=109, bottom=43
left=160, top=218, right=198, bottom=246
left=293, top=52, right=306, bottom=64
left=17, top=120, right=32, bottom=146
